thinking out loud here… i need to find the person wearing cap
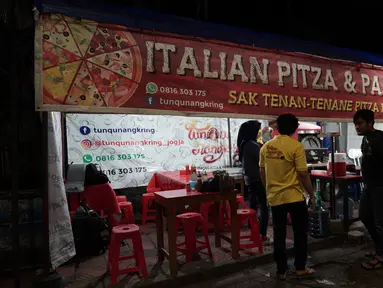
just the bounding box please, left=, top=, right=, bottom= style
left=353, top=109, right=383, bottom=270
left=260, top=113, right=315, bottom=280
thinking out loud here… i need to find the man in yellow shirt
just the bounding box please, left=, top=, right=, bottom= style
left=260, top=113, right=315, bottom=280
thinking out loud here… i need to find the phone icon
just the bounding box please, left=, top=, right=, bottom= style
left=146, top=82, right=158, bottom=95
left=82, top=154, right=93, bottom=163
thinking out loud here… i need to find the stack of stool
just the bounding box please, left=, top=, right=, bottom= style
left=114, top=195, right=135, bottom=224
left=108, top=224, right=148, bottom=284
left=175, top=212, right=213, bottom=262
left=141, top=190, right=159, bottom=225
left=119, top=202, right=135, bottom=224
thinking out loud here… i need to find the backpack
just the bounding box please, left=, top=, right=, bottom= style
left=84, top=163, right=109, bottom=186
left=71, top=201, right=110, bottom=261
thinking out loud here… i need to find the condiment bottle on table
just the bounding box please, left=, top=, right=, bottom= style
left=202, top=170, right=208, bottom=182
left=189, top=172, right=198, bottom=191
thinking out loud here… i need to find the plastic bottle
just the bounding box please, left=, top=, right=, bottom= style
left=202, top=170, right=208, bottom=182
left=190, top=172, right=198, bottom=182
left=315, top=179, right=322, bottom=211
left=197, top=178, right=202, bottom=192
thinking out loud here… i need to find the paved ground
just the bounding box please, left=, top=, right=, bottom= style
left=2, top=243, right=377, bottom=288
left=181, top=243, right=381, bottom=288
left=58, top=223, right=293, bottom=287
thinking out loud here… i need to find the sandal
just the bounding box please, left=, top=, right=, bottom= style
left=362, top=259, right=383, bottom=270
left=277, top=268, right=293, bottom=281
left=296, top=267, right=315, bottom=279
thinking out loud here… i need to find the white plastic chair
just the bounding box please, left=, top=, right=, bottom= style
left=348, top=148, right=362, bottom=167
left=347, top=148, right=364, bottom=191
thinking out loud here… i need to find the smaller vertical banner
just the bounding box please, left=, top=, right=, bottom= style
left=48, top=112, right=75, bottom=268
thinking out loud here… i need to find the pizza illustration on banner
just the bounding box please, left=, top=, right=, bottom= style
left=41, top=14, right=142, bottom=107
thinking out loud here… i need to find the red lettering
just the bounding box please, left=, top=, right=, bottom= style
left=192, top=148, right=199, bottom=155
left=188, top=130, right=208, bottom=140
left=192, top=144, right=229, bottom=164
left=207, top=128, right=227, bottom=140
left=188, top=128, right=227, bottom=141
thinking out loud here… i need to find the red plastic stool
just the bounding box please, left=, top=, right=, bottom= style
left=237, top=209, right=263, bottom=253
left=236, top=195, right=247, bottom=209
left=116, top=195, right=127, bottom=203
left=175, top=212, right=213, bottom=262
left=220, top=195, right=248, bottom=228
left=201, top=202, right=224, bottom=230
left=99, top=196, right=126, bottom=219
left=108, top=224, right=148, bottom=284
left=141, top=193, right=156, bottom=225
left=119, top=201, right=135, bottom=224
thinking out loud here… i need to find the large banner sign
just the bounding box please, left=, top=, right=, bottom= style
left=36, top=14, right=383, bottom=119
left=66, top=114, right=231, bottom=189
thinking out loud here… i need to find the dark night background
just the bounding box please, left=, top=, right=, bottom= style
left=105, top=0, right=383, bottom=55
left=2, top=0, right=383, bottom=67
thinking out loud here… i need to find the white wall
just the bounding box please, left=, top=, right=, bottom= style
left=347, top=123, right=383, bottom=151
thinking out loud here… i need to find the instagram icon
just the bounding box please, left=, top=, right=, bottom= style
left=81, top=139, right=92, bottom=149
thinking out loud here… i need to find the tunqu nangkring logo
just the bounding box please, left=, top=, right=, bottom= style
left=81, top=139, right=92, bottom=149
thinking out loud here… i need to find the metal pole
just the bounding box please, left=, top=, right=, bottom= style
left=204, top=0, right=208, bottom=20
left=330, top=136, right=336, bottom=218
left=42, top=112, right=50, bottom=275
left=227, top=118, right=233, bottom=167
left=10, top=28, right=20, bottom=288
left=61, top=113, right=68, bottom=174
left=197, top=0, right=201, bottom=19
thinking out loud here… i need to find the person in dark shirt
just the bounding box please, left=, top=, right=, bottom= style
left=354, top=109, right=383, bottom=270
left=237, top=120, right=270, bottom=243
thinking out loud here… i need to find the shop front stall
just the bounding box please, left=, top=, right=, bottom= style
left=33, top=0, right=383, bottom=285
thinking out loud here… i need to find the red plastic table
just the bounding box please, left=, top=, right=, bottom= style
left=148, top=171, right=190, bottom=190
left=154, top=189, right=239, bottom=277
left=148, top=171, right=213, bottom=191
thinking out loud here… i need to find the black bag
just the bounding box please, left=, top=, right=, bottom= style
left=199, top=170, right=226, bottom=193
left=84, top=163, right=109, bottom=186
left=71, top=201, right=110, bottom=261
left=33, top=272, right=64, bottom=288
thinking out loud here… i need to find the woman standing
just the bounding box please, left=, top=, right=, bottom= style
left=237, top=121, right=270, bottom=243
